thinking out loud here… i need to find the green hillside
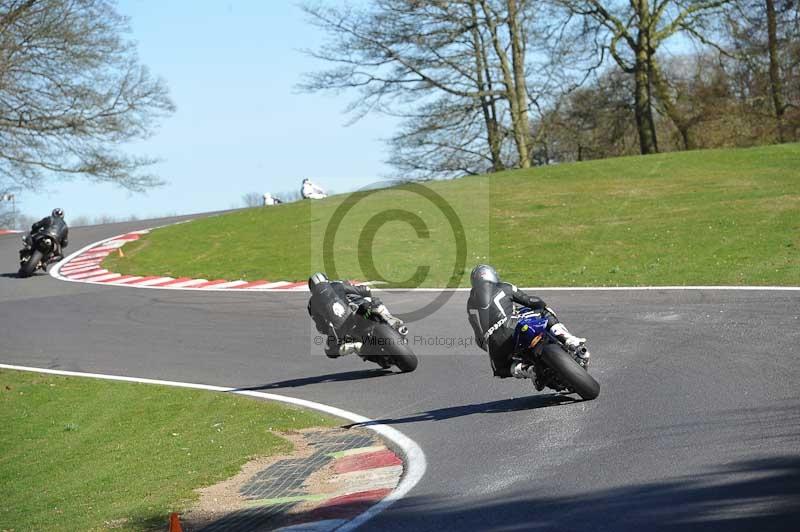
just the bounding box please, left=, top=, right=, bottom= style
left=104, top=143, right=800, bottom=287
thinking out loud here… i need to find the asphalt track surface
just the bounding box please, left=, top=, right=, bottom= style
left=2, top=218, right=799, bottom=531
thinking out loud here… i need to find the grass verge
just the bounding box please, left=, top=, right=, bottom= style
left=103, top=143, right=800, bottom=286
left=0, top=369, right=336, bottom=531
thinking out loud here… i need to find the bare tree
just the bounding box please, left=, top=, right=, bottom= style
left=70, top=215, right=90, bottom=227
left=278, top=189, right=302, bottom=203
left=560, top=0, right=730, bottom=154
left=538, top=67, right=638, bottom=161
left=242, top=192, right=263, bottom=208
left=14, top=212, right=35, bottom=230
left=301, top=0, right=567, bottom=177
left=94, top=214, right=116, bottom=225
left=765, top=0, right=785, bottom=139
left=387, top=93, right=518, bottom=178
left=0, top=205, right=13, bottom=228
left=0, top=0, right=175, bottom=193
left=0, top=189, right=16, bottom=227
left=725, top=0, right=799, bottom=142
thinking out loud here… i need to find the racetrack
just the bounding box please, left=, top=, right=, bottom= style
left=2, top=220, right=799, bottom=531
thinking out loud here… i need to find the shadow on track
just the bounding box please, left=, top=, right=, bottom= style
left=1, top=271, right=51, bottom=278
left=377, top=455, right=800, bottom=532
left=180, top=455, right=800, bottom=532
left=346, top=393, right=577, bottom=428
left=232, top=368, right=394, bottom=391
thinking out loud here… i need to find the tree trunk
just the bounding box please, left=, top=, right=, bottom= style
left=651, top=59, right=691, bottom=150
left=679, top=127, right=691, bottom=150
left=484, top=99, right=505, bottom=172
left=469, top=1, right=505, bottom=172
left=634, top=60, right=658, bottom=154
left=645, top=48, right=659, bottom=152
left=765, top=0, right=787, bottom=142
left=480, top=0, right=531, bottom=168
left=634, top=3, right=658, bottom=155
left=507, top=0, right=532, bottom=168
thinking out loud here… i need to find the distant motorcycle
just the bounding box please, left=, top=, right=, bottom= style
left=512, top=307, right=600, bottom=400
left=339, top=293, right=418, bottom=373
left=18, top=231, right=59, bottom=278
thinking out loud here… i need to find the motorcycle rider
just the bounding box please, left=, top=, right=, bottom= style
left=22, top=208, right=69, bottom=262
left=467, top=264, right=589, bottom=383
left=307, top=272, right=404, bottom=358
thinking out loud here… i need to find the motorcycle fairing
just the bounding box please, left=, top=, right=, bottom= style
left=512, top=307, right=550, bottom=353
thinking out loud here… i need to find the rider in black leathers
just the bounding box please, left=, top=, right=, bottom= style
left=23, top=208, right=69, bottom=262
left=467, top=264, right=589, bottom=380
left=307, top=272, right=404, bottom=358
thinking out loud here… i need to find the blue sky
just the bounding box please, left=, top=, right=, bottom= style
left=20, top=1, right=396, bottom=221
left=14, top=1, right=704, bottom=223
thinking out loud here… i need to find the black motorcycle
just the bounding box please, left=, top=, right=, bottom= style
left=512, top=307, right=600, bottom=400
left=18, top=232, right=60, bottom=278
left=337, top=294, right=419, bottom=373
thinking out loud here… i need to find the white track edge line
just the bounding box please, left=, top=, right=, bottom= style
left=51, top=232, right=132, bottom=280
left=0, top=363, right=427, bottom=531
left=375, top=286, right=800, bottom=292
left=50, top=230, right=800, bottom=292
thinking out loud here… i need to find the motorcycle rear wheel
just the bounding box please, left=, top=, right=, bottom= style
left=18, top=249, right=43, bottom=278
left=364, top=323, right=418, bottom=373
left=391, top=345, right=418, bottom=373
left=541, top=343, right=600, bottom=400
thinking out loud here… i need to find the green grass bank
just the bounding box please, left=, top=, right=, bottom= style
left=0, top=369, right=335, bottom=531
left=104, top=143, right=800, bottom=286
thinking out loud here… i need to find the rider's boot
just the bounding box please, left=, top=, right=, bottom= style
left=339, top=341, right=363, bottom=356
left=550, top=323, right=590, bottom=364
left=374, top=304, right=406, bottom=334
left=511, top=362, right=537, bottom=380
left=19, top=236, right=31, bottom=261
left=550, top=323, right=585, bottom=348
left=511, top=363, right=546, bottom=390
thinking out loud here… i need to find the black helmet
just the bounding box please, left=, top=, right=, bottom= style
left=470, top=264, right=498, bottom=286
left=52, top=208, right=64, bottom=218
left=308, top=272, right=328, bottom=291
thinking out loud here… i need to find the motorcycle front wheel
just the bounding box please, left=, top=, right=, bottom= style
left=18, top=249, right=43, bottom=278
left=541, top=343, right=600, bottom=400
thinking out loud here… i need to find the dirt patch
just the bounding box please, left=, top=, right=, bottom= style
left=288, top=446, right=346, bottom=516
left=179, top=426, right=393, bottom=532
left=181, top=430, right=313, bottom=531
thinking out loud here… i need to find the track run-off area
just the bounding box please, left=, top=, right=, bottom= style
left=2, top=219, right=799, bottom=531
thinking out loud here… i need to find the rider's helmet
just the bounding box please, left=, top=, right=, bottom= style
left=52, top=208, right=64, bottom=218
left=308, top=272, right=328, bottom=291
left=470, top=264, right=498, bottom=286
